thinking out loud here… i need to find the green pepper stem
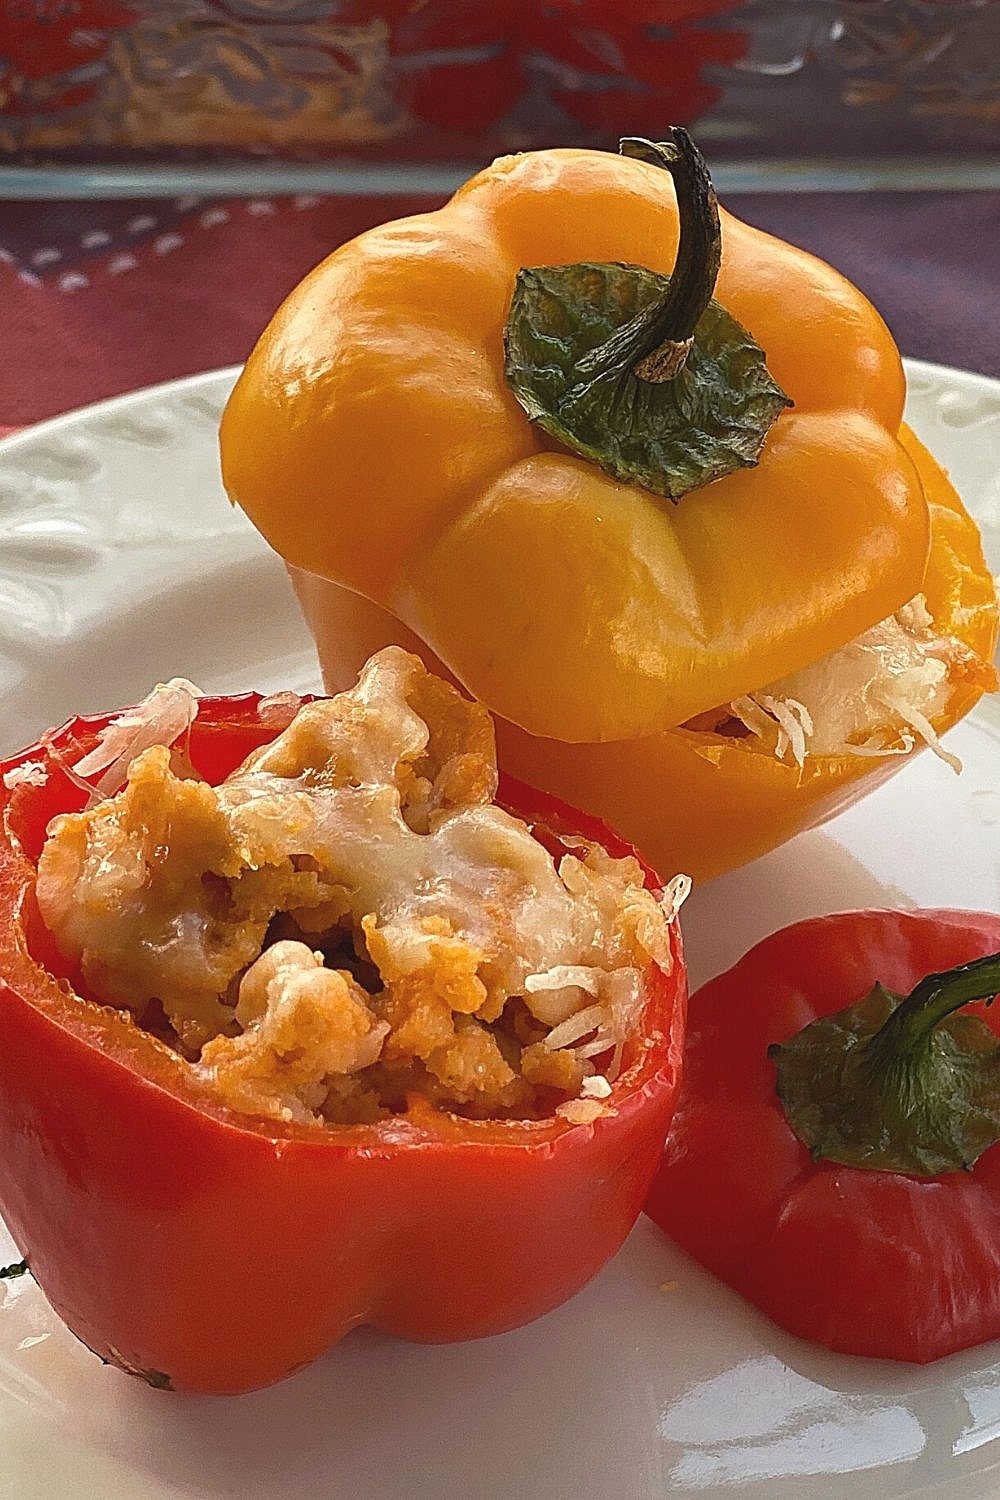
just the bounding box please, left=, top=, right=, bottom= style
left=575, top=128, right=721, bottom=386
left=862, top=952, right=1000, bottom=1078
left=771, top=947, right=1000, bottom=1176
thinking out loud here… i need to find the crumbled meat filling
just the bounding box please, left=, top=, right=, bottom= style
left=36, top=649, right=679, bottom=1127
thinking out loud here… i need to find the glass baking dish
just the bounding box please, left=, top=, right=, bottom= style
left=1, top=1, right=998, bottom=197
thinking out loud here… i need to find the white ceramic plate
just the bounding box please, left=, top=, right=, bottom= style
left=1, top=362, right=999, bottom=1499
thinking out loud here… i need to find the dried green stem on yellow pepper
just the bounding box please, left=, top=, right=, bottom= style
left=503, top=126, right=791, bottom=502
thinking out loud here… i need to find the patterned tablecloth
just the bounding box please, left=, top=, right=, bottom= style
left=2, top=186, right=998, bottom=433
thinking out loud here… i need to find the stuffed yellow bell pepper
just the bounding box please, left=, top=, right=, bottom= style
left=220, top=129, right=996, bottom=881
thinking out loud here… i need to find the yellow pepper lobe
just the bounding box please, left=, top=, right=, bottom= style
left=406, top=413, right=928, bottom=742
left=493, top=426, right=996, bottom=879
left=222, top=142, right=931, bottom=743
left=286, top=426, right=996, bottom=884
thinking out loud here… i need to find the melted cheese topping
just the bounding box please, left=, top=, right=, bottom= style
left=36, top=649, right=681, bottom=1126
left=728, top=595, right=993, bottom=771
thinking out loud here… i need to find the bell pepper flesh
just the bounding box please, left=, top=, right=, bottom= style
left=221, top=145, right=930, bottom=743
left=494, top=426, right=996, bottom=879
left=288, top=425, right=996, bottom=882
left=0, top=695, right=686, bottom=1395
left=645, top=907, right=1000, bottom=1364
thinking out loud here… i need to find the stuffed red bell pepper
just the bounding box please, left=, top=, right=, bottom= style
left=646, top=907, right=1000, bottom=1364
left=0, top=649, right=687, bottom=1394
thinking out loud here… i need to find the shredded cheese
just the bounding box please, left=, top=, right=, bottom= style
left=524, top=966, right=601, bottom=997
left=840, top=734, right=915, bottom=760
left=729, top=595, right=976, bottom=772
left=659, top=873, right=692, bottom=924
left=543, top=1004, right=607, bottom=1052
left=575, top=1033, right=617, bottom=1059
left=72, top=678, right=202, bottom=802
left=879, top=695, right=961, bottom=775
left=2, top=761, right=48, bottom=790
left=581, top=1074, right=613, bottom=1100
left=256, top=691, right=303, bottom=724
left=556, top=1098, right=607, bottom=1125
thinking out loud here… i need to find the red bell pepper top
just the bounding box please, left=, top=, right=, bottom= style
left=0, top=692, right=686, bottom=1394
left=646, top=908, right=1000, bottom=1365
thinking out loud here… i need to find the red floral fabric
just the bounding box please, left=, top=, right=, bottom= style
left=0, top=2, right=747, bottom=158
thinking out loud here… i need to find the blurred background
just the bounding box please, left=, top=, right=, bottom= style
left=1, top=0, right=998, bottom=425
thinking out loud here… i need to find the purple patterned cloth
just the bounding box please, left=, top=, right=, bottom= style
left=729, top=191, right=1000, bottom=381
left=1, top=187, right=996, bottom=432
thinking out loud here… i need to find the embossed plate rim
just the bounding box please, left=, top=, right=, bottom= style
left=0, top=360, right=999, bottom=1500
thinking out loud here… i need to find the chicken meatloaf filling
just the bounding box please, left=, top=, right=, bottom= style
left=36, top=649, right=685, bottom=1127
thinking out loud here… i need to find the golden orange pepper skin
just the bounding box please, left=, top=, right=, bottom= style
left=494, top=428, right=997, bottom=879
left=221, top=147, right=931, bottom=744
left=289, top=428, right=995, bottom=883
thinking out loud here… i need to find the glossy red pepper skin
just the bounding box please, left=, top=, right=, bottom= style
left=646, top=908, right=1000, bottom=1365
left=0, top=694, right=686, bottom=1395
